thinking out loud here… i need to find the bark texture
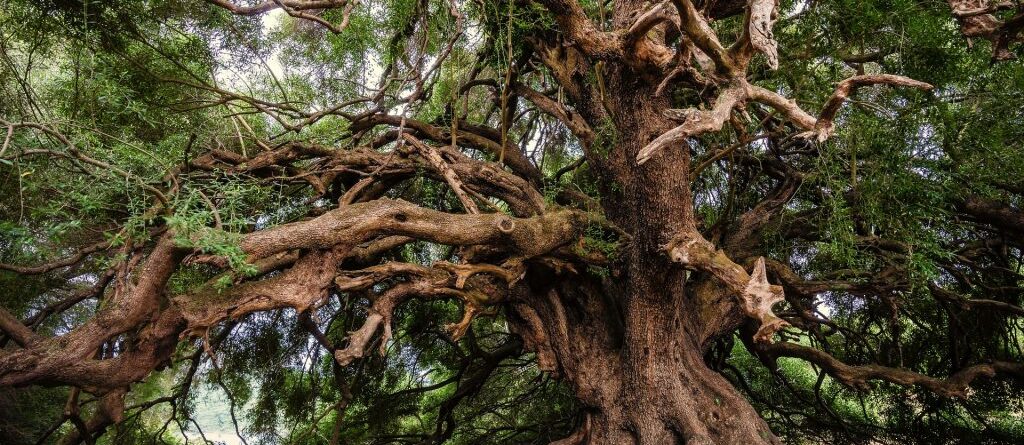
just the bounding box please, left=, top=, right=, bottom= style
left=2, top=1, right=1022, bottom=444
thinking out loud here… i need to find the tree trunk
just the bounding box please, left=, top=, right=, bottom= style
left=510, top=64, right=782, bottom=443
left=517, top=276, right=779, bottom=445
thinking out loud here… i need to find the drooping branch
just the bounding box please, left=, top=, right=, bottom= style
left=812, top=74, right=934, bottom=140
left=0, top=238, right=113, bottom=275
left=0, top=120, right=172, bottom=208
left=204, top=0, right=349, bottom=16
left=758, top=341, right=1024, bottom=398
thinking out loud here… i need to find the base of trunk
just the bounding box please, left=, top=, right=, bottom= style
left=562, top=351, right=779, bottom=445
left=518, top=283, right=780, bottom=445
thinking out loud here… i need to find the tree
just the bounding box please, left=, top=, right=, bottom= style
left=1, top=0, right=1023, bottom=444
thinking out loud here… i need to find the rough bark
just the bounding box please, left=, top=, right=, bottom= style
left=505, top=47, right=782, bottom=441
left=2, top=1, right=1021, bottom=444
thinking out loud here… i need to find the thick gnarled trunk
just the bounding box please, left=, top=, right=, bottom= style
left=510, top=64, right=782, bottom=443
left=612, top=297, right=778, bottom=445
left=515, top=277, right=778, bottom=445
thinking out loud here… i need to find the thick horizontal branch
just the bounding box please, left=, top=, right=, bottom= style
left=958, top=195, right=1024, bottom=236
left=204, top=0, right=348, bottom=16
left=239, top=198, right=586, bottom=262
left=0, top=196, right=593, bottom=390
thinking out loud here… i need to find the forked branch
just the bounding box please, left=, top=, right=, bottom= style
left=665, top=230, right=789, bottom=342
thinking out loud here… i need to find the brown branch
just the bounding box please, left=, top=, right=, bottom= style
left=204, top=0, right=348, bottom=16
left=747, top=74, right=931, bottom=141
left=813, top=74, right=933, bottom=140
left=14, top=269, right=115, bottom=337
left=636, top=83, right=743, bottom=165
left=646, top=62, right=928, bottom=173
left=730, top=0, right=780, bottom=70
left=401, top=134, right=480, bottom=214
left=0, top=121, right=171, bottom=208
left=345, top=236, right=414, bottom=266
left=669, top=0, right=734, bottom=74
left=0, top=308, right=38, bottom=347
left=532, top=0, right=622, bottom=60
left=0, top=239, right=113, bottom=274
left=624, top=2, right=677, bottom=49
left=947, top=1, right=1023, bottom=61
left=745, top=84, right=818, bottom=130
left=191, top=140, right=546, bottom=215
left=0, top=235, right=185, bottom=390
left=759, top=341, right=1024, bottom=398
left=270, top=0, right=357, bottom=33
left=929, top=283, right=1024, bottom=317
left=0, top=195, right=591, bottom=390
left=666, top=230, right=789, bottom=342
left=351, top=114, right=544, bottom=184
left=238, top=198, right=585, bottom=262
left=513, top=83, right=595, bottom=147
left=333, top=265, right=461, bottom=365
left=958, top=195, right=1024, bottom=236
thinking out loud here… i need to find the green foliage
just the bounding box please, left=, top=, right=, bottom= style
left=1, top=0, right=1023, bottom=444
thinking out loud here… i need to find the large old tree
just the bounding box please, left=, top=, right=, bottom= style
left=1, top=0, right=1023, bottom=444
